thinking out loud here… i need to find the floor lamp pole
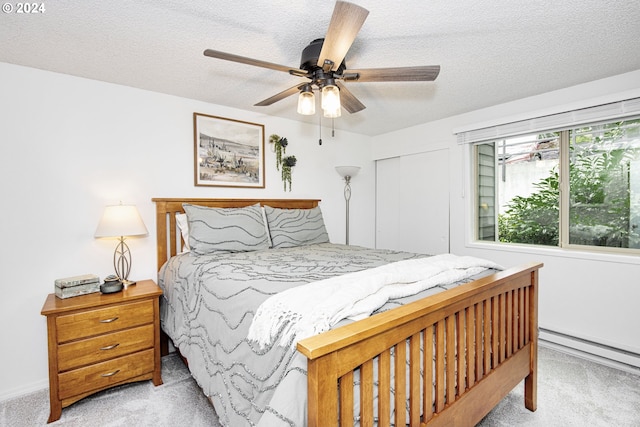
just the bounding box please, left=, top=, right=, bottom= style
left=335, top=166, right=360, bottom=246
left=344, top=175, right=352, bottom=245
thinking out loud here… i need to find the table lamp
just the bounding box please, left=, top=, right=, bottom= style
left=95, top=203, right=148, bottom=285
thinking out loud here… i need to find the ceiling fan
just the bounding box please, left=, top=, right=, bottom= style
left=203, top=1, right=440, bottom=118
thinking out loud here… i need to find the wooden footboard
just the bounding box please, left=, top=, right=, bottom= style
left=297, top=262, right=541, bottom=427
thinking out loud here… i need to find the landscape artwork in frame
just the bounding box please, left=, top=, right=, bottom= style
left=193, top=113, right=265, bottom=188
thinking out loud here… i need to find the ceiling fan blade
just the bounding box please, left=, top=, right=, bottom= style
left=204, top=49, right=308, bottom=75
left=345, top=65, right=441, bottom=82
left=336, top=81, right=365, bottom=114
left=254, top=84, right=303, bottom=107
left=317, top=1, right=369, bottom=71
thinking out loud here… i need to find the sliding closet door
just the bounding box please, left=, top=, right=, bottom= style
left=376, top=149, right=450, bottom=254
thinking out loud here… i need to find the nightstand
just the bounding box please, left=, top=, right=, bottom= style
left=41, top=279, right=163, bottom=423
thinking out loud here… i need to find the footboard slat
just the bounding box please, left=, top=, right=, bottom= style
left=378, top=350, right=391, bottom=427
left=299, top=263, right=542, bottom=427
left=423, top=325, right=434, bottom=423
left=435, top=319, right=445, bottom=413
left=445, top=315, right=456, bottom=405
left=409, top=332, right=421, bottom=425
left=360, top=360, right=373, bottom=427
left=456, top=310, right=466, bottom=397
left=394, top=341, right=407, bottom=427
left=499, top=293, right=507, bottom=363
left=475, top=302, right=484, bottom=381
left=519, top=287, right=525, bottom=349
left=466, top=305, right=476, bottom=389
left=341, top=371, right=354, bottom=427
left=507, top=290, right=513, bottom=358
left=483, top=299, right=491, bottom=375
left=491, top=296, right=499, bottom=369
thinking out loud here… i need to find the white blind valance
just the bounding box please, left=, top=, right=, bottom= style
left=456, top=97, right=640, bottom=144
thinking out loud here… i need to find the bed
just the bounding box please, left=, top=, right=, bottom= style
left=152, top=197, right=542, bottom=427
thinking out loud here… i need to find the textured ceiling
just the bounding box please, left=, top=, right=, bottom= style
left=2, top=0, right=640, bottom=136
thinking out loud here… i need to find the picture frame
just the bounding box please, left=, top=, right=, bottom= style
left=193, top=113, right=265, bottom=188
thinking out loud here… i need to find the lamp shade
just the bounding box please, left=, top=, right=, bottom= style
left=297, top=87, right=315, bottom=115
left=335, top=166, right=361, bottom=179
left=95, top=204, right=148, bottom=238
left=323, top=104, right=342, bottom=118
left=321, top=83, right=340, bottom=111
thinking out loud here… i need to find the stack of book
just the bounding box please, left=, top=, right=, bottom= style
left=54, top=274, right=100, bottom=299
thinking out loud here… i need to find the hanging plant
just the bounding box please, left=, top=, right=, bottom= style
left=269, top=134, right=288, bottom=171
left=281, top=155, right=297, bottom=191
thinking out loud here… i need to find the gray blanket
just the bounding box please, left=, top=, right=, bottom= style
left=158, top=243, right=492, bottom=426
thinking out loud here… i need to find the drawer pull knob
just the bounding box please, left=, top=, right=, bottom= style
left=99, top=317, right=119, bottom=323
left=100, top=343, right=120, bottom=351
left=101, top=369, right=121, bottom=378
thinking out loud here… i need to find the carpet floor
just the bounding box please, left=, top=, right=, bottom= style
left=1, top=345, right=638, bottom=426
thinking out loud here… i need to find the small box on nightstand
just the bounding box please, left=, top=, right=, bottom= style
left=54, top=274, right=100, bottom=299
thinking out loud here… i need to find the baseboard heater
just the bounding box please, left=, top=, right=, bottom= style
left=539, top=327, right=640, bottom=375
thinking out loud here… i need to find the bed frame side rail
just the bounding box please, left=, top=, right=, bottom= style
left=298, top=262, right=541, bottom=427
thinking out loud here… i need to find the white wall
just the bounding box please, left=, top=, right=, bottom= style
left=372, top=70, right=640, bottom=360
left=0, top=62, right=375, bottom=400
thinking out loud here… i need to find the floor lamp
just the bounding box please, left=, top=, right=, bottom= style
left=335, top=166, right=360, bottom=245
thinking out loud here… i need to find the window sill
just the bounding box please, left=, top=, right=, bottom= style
left=465, top=240, right=640, bottom=266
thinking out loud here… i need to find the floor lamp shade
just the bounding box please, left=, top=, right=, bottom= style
left=95, top=204, right=148, bottom=284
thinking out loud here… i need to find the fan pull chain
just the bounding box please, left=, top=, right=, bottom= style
left=318, top=113, right=322, bottom=145
left=332, top=118, right=335, bottom=137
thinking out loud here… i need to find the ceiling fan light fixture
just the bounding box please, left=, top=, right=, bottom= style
left=297, top=84, right=315, bottom=115
left=323, top=103, right=342, bottom=118
left=321, top=80, right=340, bottom=115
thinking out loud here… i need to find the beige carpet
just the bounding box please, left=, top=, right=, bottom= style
left=1, top=346, right=639, bottom=426
left=1, top=354, right=220, bottom=427
left=477, top=346, right=640, bottom=426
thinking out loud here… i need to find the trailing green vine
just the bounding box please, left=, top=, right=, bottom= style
left=270, top=134, right=288, bottom=171
left=281, top=155, right=297, bottom=191
left=270, top=134, right=296, bottom=191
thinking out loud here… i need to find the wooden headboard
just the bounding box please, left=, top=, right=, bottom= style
left=151, top=198, right=321, bottom=271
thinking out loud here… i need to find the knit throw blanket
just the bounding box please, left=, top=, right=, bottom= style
left=247, top=253, right=502, bottom=349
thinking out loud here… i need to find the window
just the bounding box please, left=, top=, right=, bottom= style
left=474, top=117, right=640, bottom=253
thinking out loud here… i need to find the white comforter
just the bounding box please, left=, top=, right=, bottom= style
left=159, top=244, right=501, bottom=427
left=248, top=253, right=502, bottom=349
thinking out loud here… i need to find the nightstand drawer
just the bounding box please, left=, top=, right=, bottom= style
left=57, top=324, right=155, bottom=371
left=56, top=300, right=154, bottom=343
left=58, top=349, right=154, bottom=400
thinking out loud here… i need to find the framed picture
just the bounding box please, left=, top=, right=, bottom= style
left=193, top=113, right=265, bottom=188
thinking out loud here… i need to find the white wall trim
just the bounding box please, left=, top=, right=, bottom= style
left=464, top=241, right=640, bottom=266
left=0, top=379, right=49, bottom=403
left=539, top=328, right=640, bottom=376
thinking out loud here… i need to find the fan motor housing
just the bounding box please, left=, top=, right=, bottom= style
left=300, top=38, right=346, bottom=74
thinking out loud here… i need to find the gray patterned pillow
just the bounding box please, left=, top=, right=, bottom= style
left=183, top=203, right=269, bottom=254
left=264, top=206, right=330, bottom=248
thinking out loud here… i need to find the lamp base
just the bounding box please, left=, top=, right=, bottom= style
left=121, top=279, right=137, bottom=286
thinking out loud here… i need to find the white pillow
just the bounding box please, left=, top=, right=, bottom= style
left=175, top=213, right=190, bottom=252
left=261, top=206, right=273, bottom=248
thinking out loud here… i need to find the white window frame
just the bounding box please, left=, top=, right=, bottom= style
left=460, top=98, right=640, bottom=258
